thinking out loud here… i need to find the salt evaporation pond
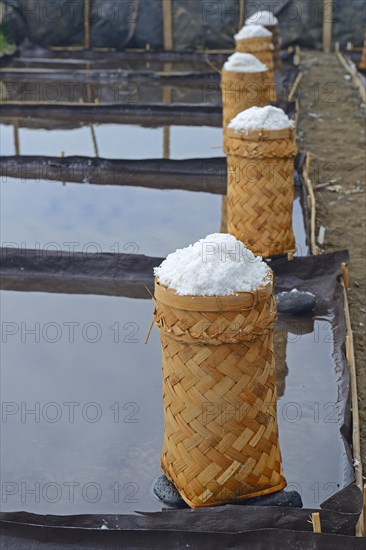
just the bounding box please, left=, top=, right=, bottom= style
left=0, top=75, right=316, bottom=515
left=1, top=289, right=347, bottom=513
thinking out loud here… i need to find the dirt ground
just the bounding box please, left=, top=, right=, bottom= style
left=297, top=51, right=366, bottom=472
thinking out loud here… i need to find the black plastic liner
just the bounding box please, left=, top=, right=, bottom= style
left=0, top=98, right=296, bottom=128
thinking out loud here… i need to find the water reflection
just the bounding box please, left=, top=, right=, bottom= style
left=1, top=290, right=350, bottom=513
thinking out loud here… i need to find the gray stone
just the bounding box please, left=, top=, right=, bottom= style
left=276, top=290, right=316, bottom=315
left=153, top=475, right=187, bottom=508
left=154, top=475, right=303, bottom=509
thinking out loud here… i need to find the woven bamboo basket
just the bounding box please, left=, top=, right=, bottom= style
left=154, top=275, right=287, bottom=508
left=221, top=68, right=274, bottom=132
left=225, top=126, right=297, bottom=258
left=235, top=36, right=275, bottom=85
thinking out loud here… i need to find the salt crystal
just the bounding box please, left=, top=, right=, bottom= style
left=228, top=105, right=294, bottom=134
left=223, top=52, right=267, bottom=73
left=234, top=24, right=272, bottom=40
left=246, top=10, right=278, bottom=26
left=154, top=233, right=271, bottom=296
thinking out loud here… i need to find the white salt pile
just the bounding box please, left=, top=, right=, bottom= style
left=223, top=52, right=267, bottom=73
left=228, top=105, right=294, bottom=135
left=246, top=10, right=278, bottom=26
left=154, top=233, right=271, bottom=296
left=234, top=24, right=272, bottom=40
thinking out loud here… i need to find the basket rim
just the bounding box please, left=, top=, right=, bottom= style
left=221, top=66, right=269, bottom=75
left=235, top=35, right=273, bottom=44
left=154, top=274, right=273, bottom=312
left=225, top=126, right=294, bottom=142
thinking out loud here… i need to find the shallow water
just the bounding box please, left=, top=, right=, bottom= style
left=0, top=290, right=349, bottom=514
left=0, top=120, right=308, bottom=257
left=0, top=123, right=223, bottom=159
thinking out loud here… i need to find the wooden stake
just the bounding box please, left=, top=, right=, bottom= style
left=238, top=0, right=245, bottom=31
left=363, top=485, right=366, bottom=535
left=294, top=45, right=301, bottom=66
left=89, top=123, right=99, bottom=158
left=162, top=0, right=173, bottom=51
left=61, top=151, right=66, bottom=186
left=303, top=153, right=320, bottom=255
left=162, top=65, right=172, bottom=159
left=311, top=512, right=322, bottom=533
left=84, top=0, right=91, bottom=50
left=13, top=119, right=20, bottom=156
left=336, top=48, right=366, bottom=103
left=288, top=72, right=303, bottom=102
left=342, top=262, right=350, bottom=289
left=323, top=0, right=333, bottom=53
left=342, top=280, right=364, bottom=536
left=360, top=34, right=366, bottom=69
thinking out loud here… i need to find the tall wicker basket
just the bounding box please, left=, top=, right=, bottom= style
left=235, top=35, right=275, bottom=87
left=225, top=126, right=297, bottom=258
left=154, top=276, right=286, bottom=508
left=221, top=68, right=274, bottom=131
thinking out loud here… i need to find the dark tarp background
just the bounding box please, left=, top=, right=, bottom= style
left=2, top=0, right=366, bottom=51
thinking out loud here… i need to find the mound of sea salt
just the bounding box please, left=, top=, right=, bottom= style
left=246, top=10, right=278, bottom=26
left=223, top=52, right=267, bottom=73
left=228, top=105, right=294, bottom=135
left=234, top=24, right=272, bottom=40
left=154, top=233, right=271, bottom=296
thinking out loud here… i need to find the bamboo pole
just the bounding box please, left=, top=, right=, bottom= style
left=84, top=0, right=91, bottom=50
left=323, top=0, right=333, bottom=53
left=363, top=485, right=366, bottom=535
left=288, top=72, right=303, bottom=102
left=311, top=512, right=322, bottom=533
left=303, top=153, right=320, bottom=255
left=162, top=62, right=173, bottom=159
left=335, top=45, right=366, bottom=103
left=162, top=0, right=173, bottom=51
left=238, top=0, right=245, bottom=31
left=342, top=278, right=364, bottom=537
left=360, top=34, right=366, bottom=69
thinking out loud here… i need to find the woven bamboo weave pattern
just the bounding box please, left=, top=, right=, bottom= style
left=235, top=36, right=275, bottom=84
left=221, top=69, right=274, bottom=131
left=154, top=278, right=286, bottom=508
left=225, top=128, right=297, bottom=258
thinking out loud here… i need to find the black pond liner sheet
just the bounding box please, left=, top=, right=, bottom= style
left=0, top=251, right=363, bottom=548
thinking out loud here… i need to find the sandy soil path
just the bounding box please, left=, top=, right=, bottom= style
left=297, top=50, right=366, bottom=471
